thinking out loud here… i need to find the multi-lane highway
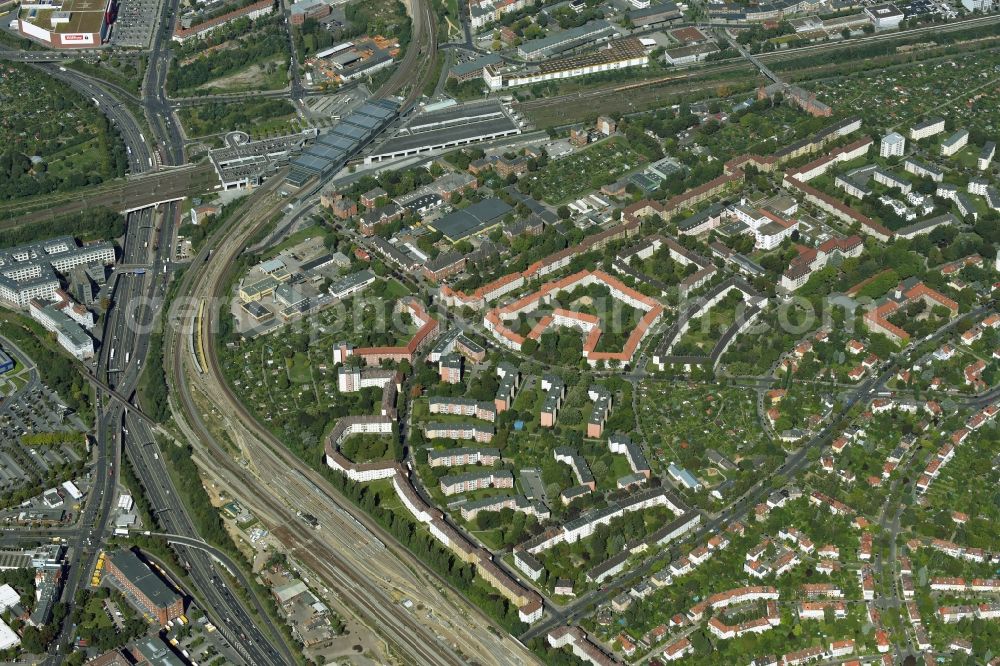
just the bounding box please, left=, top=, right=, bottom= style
left=31, top=63, right=155, bottom=175
left=43, top=207, right=157, bottom=662
left=15, top=123, right=289, bottom=661
left=69, top=199, right=293, bottom=665
left=0, top=3, right=510, bottom=661
left=142, top=0, right=185, bottom=166
left=123, top=411, right=292, bottom=665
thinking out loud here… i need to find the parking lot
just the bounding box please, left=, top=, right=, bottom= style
left=0, top=340, right=89, bottom=503
left=897, top=0, right=956, bottom=19
left=110, top=0, right=162, bottom=48
left=0, top=383, right=86, bottom=442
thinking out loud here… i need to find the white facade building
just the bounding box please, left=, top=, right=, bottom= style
left=880, top=132, right=906, bottom=157
left=941, top=129, right=970, bottom=157
left=28, top=300, right=94, bottom=360
left=0, top=237, right=114, bottom=308
left=910, top=117, right=946, bottom=141
left=978, top=141, right=995, bottom=170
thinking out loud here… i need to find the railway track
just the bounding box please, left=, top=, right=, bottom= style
left=166, top=175, right=533, bottom=666
left=516, top=13, right=1000, bottom=112
left=373, top=0, right=438, bottom=108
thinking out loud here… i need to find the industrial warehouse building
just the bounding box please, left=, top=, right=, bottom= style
left=517, top=19, right=619, bottom=60
left=364, top=100, right=521, bottom=164
left=485, top=38, right=649, bottom=90
left=429, top=198, right=514, bottom=242
left=285, top=100, right=399, bottom=186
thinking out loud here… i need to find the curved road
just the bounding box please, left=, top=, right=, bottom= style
left=164, top=177, right=537, bottom=665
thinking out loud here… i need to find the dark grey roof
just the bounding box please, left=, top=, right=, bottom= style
left=373, top=116, right=520, bottom=157
left=896, top=213, right=959, bottom=238
left=451, top=53, right=503, bottom=78
left=344, top=112, right=382, bottom=131
left=355, top=102, right=396, bottom=121
left=108, top=550, right=181, bottom=610
left=425, top=251, right=465, bottom=273
left=317, top=133, right=358, bottom=152
left=331, top=123, right=369, bottom=142
left=431, top=199, right=513, bottom=241
left=628, top=0, right=680, bottom=19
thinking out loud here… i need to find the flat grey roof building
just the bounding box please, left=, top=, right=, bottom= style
left=517, top=20, right=617, bottom=59
left=367, top=101, right=521, bottom=164
left=108, top=550, right=182, bottom=611
left=451, top=53, right=502, bottom=79
left=430, top=199, right=513, bottom=242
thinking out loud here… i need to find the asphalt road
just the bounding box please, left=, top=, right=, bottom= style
left=3, top=52, right=290, bottom=662
left=39, top=194, right=287, bottom=664
left=43, top=207, right=157, bottom=663
left=123, top=412, right=292, bottom=666
left=163, top=175, right=538, bottom=665
left=29, top=63, right=154, bottom=175
left=519, top=301, right=996, bottom=642
left=121, top=205, right=292, bottom=665
left=142, top=0, right=185, bottom=166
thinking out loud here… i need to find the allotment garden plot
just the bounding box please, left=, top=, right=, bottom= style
left=519, top=138, right=647, bottom=204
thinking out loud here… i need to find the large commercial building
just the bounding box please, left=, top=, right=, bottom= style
left=517, top=20, right=619, bottom=60
left=131, top=637, right=186, bottom=666
left=29, top=296, right=94, bottom=360
left=17, top=0, right=115, bottom=47
left=865, top=2, right=903, bottom=29
left=627, top=2, right=683, bottom=28
left=428, top=198, right=513, bottom=242
left=289, top=0, right=330, bottom=24
left=365, top=100, right=521, bottom=164
left=209, top=131, right=314, bottom=190
left=664, top=42, right=720, bottom=65
left=0, top=237, right=115, bottom=309
left=104, top=550, right=184, bottom=625
left=286, top=100, right=399, bottom=187
left=449, top=53, right=503, bottom=82
left=485, top=38, right=648, bottom=90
